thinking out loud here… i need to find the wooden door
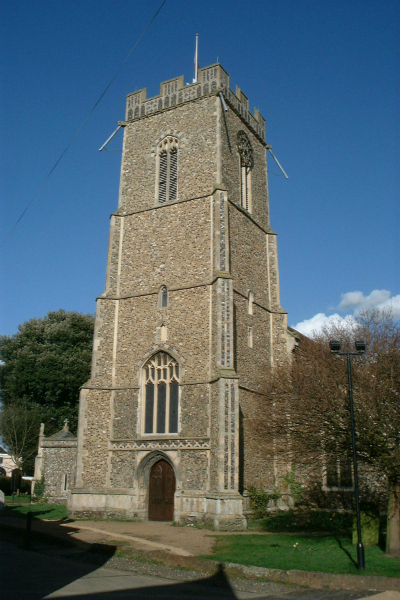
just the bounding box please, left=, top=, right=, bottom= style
left=148, top=460, right=176, bottom=521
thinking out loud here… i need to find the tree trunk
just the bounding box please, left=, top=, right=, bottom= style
left=386, top=482, right=400, bottom=555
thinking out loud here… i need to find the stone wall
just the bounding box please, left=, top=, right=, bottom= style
left=239, top=388, right=276, bottom=491
left=40, top=445, right=77, bottom=502
left=220, top=103, right=269, bottom=230
left=233, top=291, right=271, bottom=391
left=119, top=96, right=217, bottom=212
left=34, top=426, right=77, bottom=504
left=79, top=389, right=112, bottom=489
left=117, top=199, right=212, bottom=298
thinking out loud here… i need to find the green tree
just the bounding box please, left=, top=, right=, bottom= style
left=0, top=310, right=94, bottom=432
left=264, top=309, right=400, bottom=555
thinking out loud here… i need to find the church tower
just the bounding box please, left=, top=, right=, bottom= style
left=69, top=64, right=289, bottom=528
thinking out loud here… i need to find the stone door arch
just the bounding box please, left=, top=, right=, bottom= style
left=148, top=459, right=176, bottom=521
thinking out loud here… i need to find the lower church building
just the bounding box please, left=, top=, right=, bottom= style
left=68, top=63, right=296, bottom=529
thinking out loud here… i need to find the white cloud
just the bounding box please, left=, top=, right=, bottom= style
left=338, top=289, right=400, bottom=319
left=293, top=289, right=400, bottom=336
left=293, top=313, right=344, bottom=336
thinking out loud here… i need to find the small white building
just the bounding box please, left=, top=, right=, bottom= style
left=0, top=445, right=18, bottom=476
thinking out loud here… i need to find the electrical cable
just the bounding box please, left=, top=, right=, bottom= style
left=1, top=0, right=166, bottom=248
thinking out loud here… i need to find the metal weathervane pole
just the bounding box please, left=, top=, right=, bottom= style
left=193, top=33, right=199, bottom=83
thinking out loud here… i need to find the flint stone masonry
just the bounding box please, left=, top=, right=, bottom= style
left=33, top=423, right=77, bottom=504
left=69, top=63, right=290, bottom=529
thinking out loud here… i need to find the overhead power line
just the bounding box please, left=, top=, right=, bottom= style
left=1, top=0, right=167, bottom=248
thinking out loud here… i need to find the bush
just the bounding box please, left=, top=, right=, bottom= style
left=248, top=486, right=282, bottom=518
left=281, top=465, right=303, bottom=503
left=33, top=476, right=46, bottom=501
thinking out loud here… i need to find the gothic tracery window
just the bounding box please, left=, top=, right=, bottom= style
left=143, top=352, right=179, bottom=434
left=156, top=136, right=178, bottom=204
left=237, top=130, right=253, bottom=212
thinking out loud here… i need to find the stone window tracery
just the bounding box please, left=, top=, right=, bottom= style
left=143, top=352, right=180, bottom=435
left=237, top=130, right=253, bottom=212
left=156, top=136, right=178, bottom=204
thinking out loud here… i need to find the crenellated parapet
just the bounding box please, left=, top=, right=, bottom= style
left=126, top=63, right=266, bottom=142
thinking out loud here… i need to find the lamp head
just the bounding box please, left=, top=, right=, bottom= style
left=355, top=340, right=366, bottom=353
left=329, top=340, right=341, bottom=353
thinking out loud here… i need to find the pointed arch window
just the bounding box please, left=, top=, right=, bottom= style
left=143, top=352, right=180, bottom=434
left=156, top=136, right=178, bottom=204
left=237, top=130, right=253, bottom=213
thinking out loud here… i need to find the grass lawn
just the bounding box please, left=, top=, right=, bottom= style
left=208, top=533, right=400, bottom=578
left=2, top=501, right=67, bottom=521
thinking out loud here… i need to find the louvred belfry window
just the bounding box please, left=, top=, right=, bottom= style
left=143, top=352, right=180, bottom=434
left=157, top=137, right=178, bottom=204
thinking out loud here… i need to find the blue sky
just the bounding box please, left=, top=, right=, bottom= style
left=1, top=0, right=399, bottom=338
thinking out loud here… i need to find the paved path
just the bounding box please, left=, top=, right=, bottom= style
left=60, top=522, right=194, bottom=556
left=59, top=519, right=214, bottom=555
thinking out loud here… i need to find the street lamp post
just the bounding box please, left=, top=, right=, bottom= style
left=329, top=339, right=366, bottom=571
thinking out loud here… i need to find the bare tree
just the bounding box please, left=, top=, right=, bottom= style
left=0, top=400, right=43, bottom=473
left=264, top=309, right=400, bottom=555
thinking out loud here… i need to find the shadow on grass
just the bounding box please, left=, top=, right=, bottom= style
left=333, top=535, right=358, bottom=569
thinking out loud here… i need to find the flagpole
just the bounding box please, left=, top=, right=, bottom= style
left=194, top=33, right=199, bottom=83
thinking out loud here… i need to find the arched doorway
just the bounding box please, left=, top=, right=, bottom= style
left=148, top=459, right=176, bottom=521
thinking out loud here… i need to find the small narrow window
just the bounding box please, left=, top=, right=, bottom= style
left=159, top=286, right=168, bottom=308
left=156, top=136, right=178, bottom=204
left=237, top=130, right=253, bottom=213
left=248, top=327, right=253, bottom=348
left=248, top=291, right=254, bottom=315
left=63, top=473, right=68, bottom=491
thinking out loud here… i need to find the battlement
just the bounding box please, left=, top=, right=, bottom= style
left=126, top=64, right=266, bottom=142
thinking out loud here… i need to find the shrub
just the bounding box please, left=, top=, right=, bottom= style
left=282, top=465, right=303, bottom=503
left=248, top=486, right=282, bottom=518
left=33, top=476, right=46, bottom=501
